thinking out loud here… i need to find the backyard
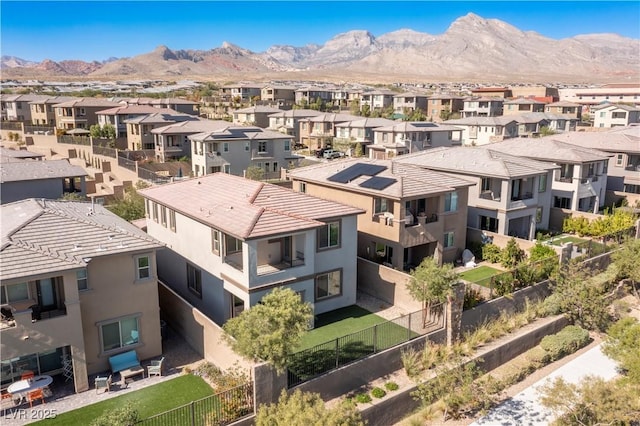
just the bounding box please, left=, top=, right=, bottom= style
left=459, top=265, right=502, bottom=287
left=546, top=234, right=588, bottom=246
left=32, top=374, right=213, bottom=425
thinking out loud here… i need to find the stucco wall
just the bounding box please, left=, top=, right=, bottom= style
left=549, top=207, right=604, bottom=232
left=356, top=257, right=421, bottom=311
left=1, top=179, right=67, bottom=205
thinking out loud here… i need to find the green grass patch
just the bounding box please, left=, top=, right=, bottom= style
left=548, top=235, right=587, bottom=246
left=460, top=265, right=501, bottom=287
left=33, top=374, right=213, bottom=425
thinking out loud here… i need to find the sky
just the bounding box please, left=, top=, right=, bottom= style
left=2, top=1, right=639, bottom=62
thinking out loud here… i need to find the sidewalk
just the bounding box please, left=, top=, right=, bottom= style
left=471, top=343, right=619, bottom=425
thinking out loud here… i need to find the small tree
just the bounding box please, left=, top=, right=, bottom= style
left=539, top=126, right=556, bottom=136
left=528, top=241, right=557, bottom=262
left=407, top=258, right=459, bottom=327
left=353, top=142, right=363, bottom=158
left=256, top=389, right=364, bottom=426
left=223, top=287, right=313, bottom=373
left=612, top=237, right=640, bottom=299
left=106, top=183, right=147, bottom=222
left=501, top=238, right=525, bottom=268
left=91, top=403, right=139, bottom=426
left=602, top=317, right=640, bottom=381
left=245, top=166, right=265, bottom=181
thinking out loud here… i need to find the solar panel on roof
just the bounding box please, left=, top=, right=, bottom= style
left=327, top=163, right=387, bottom=184
left=359, top=176, right=397, bottom=190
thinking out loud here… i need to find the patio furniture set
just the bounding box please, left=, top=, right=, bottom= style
left=94, top=350, right=164, bottom=393
left=2, top=371, right=51, bottom=408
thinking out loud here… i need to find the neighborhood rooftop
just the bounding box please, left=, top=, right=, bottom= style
left=139, top=173, right=364, bottom=240
left=0, top=159, right=87, bottom=183
left=487, top=137, right=612, bottom=163
left=0, top=199, right=162, bottom=280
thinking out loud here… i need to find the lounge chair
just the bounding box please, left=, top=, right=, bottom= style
left=94, top=374, right=112, bottom=394
left=146, top=357, right=164, bottom=377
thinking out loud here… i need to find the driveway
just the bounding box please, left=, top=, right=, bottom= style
left=471, top=344, right=619, bottom=426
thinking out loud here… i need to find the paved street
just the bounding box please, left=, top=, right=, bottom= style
left=472, top=344, right=619, bottom=426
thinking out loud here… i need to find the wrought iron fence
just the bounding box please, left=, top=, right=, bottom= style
left=483, top=255, right=559, bottom=298
left=1, top=121, right=23, bottom=131
left=92, top=145, right=117, bottom=158
left=571, top=226, right=635, bottom=261
left=57, top=135, right=91, bottom=146
left=118, top=155, right=137, bottom=172
left=24, top=125, right=55, bottom=135
left=287, top=304, right=444, bottom=388
left=136, top=382, right=253, bottom=426
left=138, top=166, right=172, bottom=185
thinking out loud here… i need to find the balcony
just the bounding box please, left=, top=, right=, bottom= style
left=555, top=176, right=573, bottom=183
left=1, top=300, right=67, bottom=331
left=400, top=214, right=444, bottom=247
left=251, top=148, right=274, bottom=159
left=508, top=192, right=534, bottom=209
left=479, top=191, right=502, bottom=201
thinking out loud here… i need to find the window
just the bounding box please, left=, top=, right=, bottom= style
left=299, top=182, right=306, bottom=193
left=258, top=141, right=267, bottom=153
left=77, top=269, right=88, bottom=291
left=169, top=210, right=176, bottom=232
left=152, top=203, right=159, bottom=222
left=536, top=207, right=543, bottom=224
left=100, top=316, right=139, bottom=352
left=616, top=154, right=624, bottom=167
left=284, top=140, right=290, bottom=151
left=374, top=197, right=390, bottom=214
left=226, top=235, right=242, bottom=254
left=318, top=221, right=340, bottom=249
left=160, top=205, right=167, bottom=227
left=244, top=142, right=249, bottom=152
left=186, top=264, right=202, bottom=297
left=212, top=229, right=220, bottom=255
left=1, top=282, right=29, bottom=304
left=273, top=162, right=278, bottom=172
left=554, top=196, right=572, bottom=209
left=481, top=177, right=491, bottom=192
left=223, top=165, right=230, bottom=174
left=444, top=232, right=455, bottom=249
left=223, top=142, right=229, bottom=152
left=315, top=270, right=342, bottom=300
left=444, top=192, right=458, bottom=212
left=538, top=174, right=547, bottom=192
left=145, top=200, right=150, bottom=219
left=136, top=255, right=151, bottom=280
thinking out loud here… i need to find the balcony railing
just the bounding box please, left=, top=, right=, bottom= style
left=479, top=191, right=502, bottom=201
left=555, top=176, right=573, bottom=183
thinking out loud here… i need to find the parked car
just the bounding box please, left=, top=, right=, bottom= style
left=323, top=149, right=345, bottom=159
left=293, top=143, right=307, bottom=150
left=315, top=148, right=326, bottom=158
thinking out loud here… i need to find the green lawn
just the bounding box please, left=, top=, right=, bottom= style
left=296, top=305, right=391, bottom=351
left=460, top=265, right=501, bottom=287
left=33, top=374, right=213, bottom=425
left=548, top=235, right=587, bottom=246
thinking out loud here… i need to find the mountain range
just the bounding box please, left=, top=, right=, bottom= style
left=2, top=13, right=639, bottom=82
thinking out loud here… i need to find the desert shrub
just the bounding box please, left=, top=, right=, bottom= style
left=91, top=403, right=139, bottom=426
left=371, top=387, right=387, bottom=398
left=463, top=287, right=485, bottom=310
left=501, top=238, right=525, bottom=268
left=493, top=273, right=515, bottom=296
left=528, top=242, right=557, bottom=262
left=401, top=347, right=422, bottom=378
left=385, top=381, right=399, bottom=391
left=540, top=325, right=591, bottom=361
left=355, top=393, right=372, bottom=404
left=482, top=243, right=502, bottom=263
left=513, top=264, right=538, bottom=288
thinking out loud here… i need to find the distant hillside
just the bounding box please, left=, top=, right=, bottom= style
left=3, top=13, right=639, bottom=82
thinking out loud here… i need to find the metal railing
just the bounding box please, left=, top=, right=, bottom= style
left=57, top=135, right=91, bottom=146
left=287, top=304, right=444, bottom=388
left=92, top=145, right=117, bottom=158
left=118, top=156, right=137, bottom=172
left=136, top=382, right=253, bottom=426
left=138, top=166, right=172, bottom=185
left=480, top=255, right=559, bottom=298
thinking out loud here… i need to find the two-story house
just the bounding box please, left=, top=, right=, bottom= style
left=125, top=111, right=199, bottom=150
left=299, top=113, right=359, bottom=150
left=444, top=116, right=518, bottom=146
left=369, top=122, right=461, bottom=159
left=294, top=86, right=333, bottom=106
left=360, top=90, right=395, bottom=113
left=470, top=87, right=513, bottom=98
left=289, top=158, right=473, bottom=268
left=393, top=93, right=428, bottom=115
left=558, top=84, right=640, bottom=112
left=0, top=159, right=87, bottom=204
left=488, top=138, right=611, bottom=213
left=545, top=101, right=582, bottom=120
left=122, top=97, right=200, bottom=116
left=552, top=126, right=640, bottom=203
left=0, top=95, right=49, bottom=122
left=395, top=147, right=558, bottom=240
left=139, top=173, right=364, bottom=326
left=97, top=105, right=175, bottom=138
left=29, top=96, right=76, bottom=126
left=221, top=84, right=263, bottom=103
left=268, top=109, right=323, bottom=142
left=461, top=97, right=504, bottom=118
left=232, top=106, right=282, bottom=128
left=189, top=126, right=299, bottom=178
left=426, top=94, right=464, bottom=122
left=334, top=117, right=396, bottom=147
left=592, top=104, right=640, bottom=128
left=53, top=98, right=122, bottom=131
left=1, top=199, right=162, bottom=393
left=151, top=118, right=231, bottom=162
left=260, top=85, right=296, bottom=104
left=502, top=98, right=546, bottom=115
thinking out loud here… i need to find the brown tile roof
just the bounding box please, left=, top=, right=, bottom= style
left=0, top=199, right=162, bottom=280
left=139, top=174, right=364, bottom=240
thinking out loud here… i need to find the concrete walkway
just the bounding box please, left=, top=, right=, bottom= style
left=472, top=344, right=619, bottom=426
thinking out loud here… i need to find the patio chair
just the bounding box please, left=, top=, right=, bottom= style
left=94, top=375, right=112, bottom=394
left=28, top=389, right=45, bottom=407
left=20, top=371, right=34, bottom=380
left=146, top=357, right=164, bottom=377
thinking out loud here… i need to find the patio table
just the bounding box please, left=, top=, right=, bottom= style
left=7, top=375, right=53, bottom=404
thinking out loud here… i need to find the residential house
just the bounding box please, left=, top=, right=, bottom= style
left=260, top=85, right=296, bottom=105
left=545, top=101, right=582, bottom=120
left=189, top=126, right=299, bottom=178
left=558, top=84, right=640, bottom=113
left=53, top=98, right=122, bottom=130
left=461, top=97, right=504, bottom=118
left=121, top=97, right=200, bottom=116
left=510, top=86, right=559, bottom=101
left=125, top=111, right=200, bottom=151
left=553, top=126, right=640, bottom=201
left=0, top=147, right=44, bottom=162
left=334, top=117, right=397, bottom=147
left=139, top=173, right=364, bottom=326
left=443, top=116, right=518, bottom=146
left=299, top=113, right=359, bottom=150
left=515, top=112, right=578, bottom=134
left=268, top=109, right=323, bottom=142
left=370, top=122, right=461, bottom=159
left=470, top=87, right=513, bottom=98
left=152, top=119, right=230, bottom=162
left=360, top=90, right=395, bottom=113
left=0, top=159, right=87, bottom=204
left=503, top=98, right=546, bottom=115
left=395, top=147, right=557, bottom=240
left=97, top=105, right=176, bottom=138
left=592, top=104, right=640, bottom=128
left=0, top=199, right=163, bottom=392
left=488, top=138, right=611, bottom=213
left=289, top=158, right=473, bottom=267
left=221, top=84, right=263, bottom=103
left=329, top=87, right=353, bottom=109
left=0, top=95, right=50, bottom=122
left=393, top=93, right=428, bottom=115
left=426, top=95, right=464, bottom=122
left=295, top=86, right=333, bottom=107
left=29, top=96, right=76, bottom=126
left=232, top=106, right=282, bottom=128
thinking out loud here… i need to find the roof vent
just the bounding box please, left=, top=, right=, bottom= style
left=96, top=244, right=106, bottom=252
left=73, top=243, right=81, bottom=250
